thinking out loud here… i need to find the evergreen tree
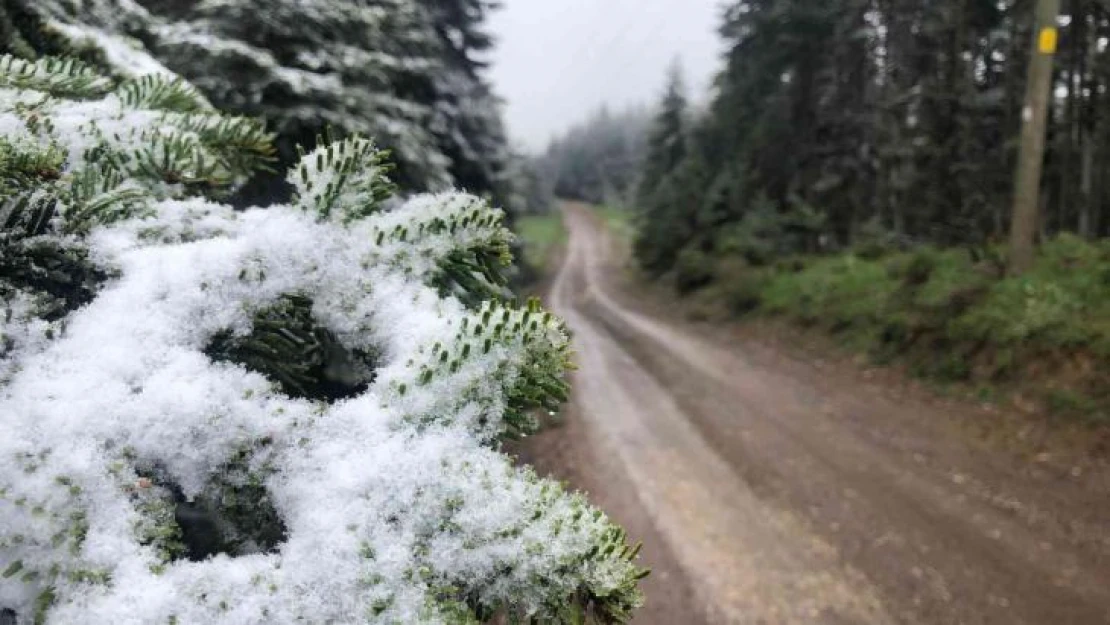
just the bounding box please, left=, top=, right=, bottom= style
left=632, top=63, right=692, bottom=274
left=2, top=0, right=520, bottom=208
left=421, top=0, right=515, bottom=206
left=1010, top=0, right=1061, bottom=274
left=147, top=0, right=452, bottom=197
left=0, top=45, right=644, bottom=625
left=636, top=61, right=689, bottom=208
left=636, top=145, right=713, bottom=279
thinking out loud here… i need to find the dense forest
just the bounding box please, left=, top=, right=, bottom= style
left=633, top=0, right=1110, bottom=272
left=546, top=1, right=1110, bottom=257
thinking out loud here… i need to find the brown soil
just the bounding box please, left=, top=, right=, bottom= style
left=518, top=203, right=1110, bottom=624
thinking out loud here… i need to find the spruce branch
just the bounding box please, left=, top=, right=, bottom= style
left=1, top=140, right=150, bottom=238
left=0, top=190, right=59, bottom=240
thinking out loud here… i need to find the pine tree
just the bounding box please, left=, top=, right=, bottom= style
left=0, top=54, right=644, bottom=625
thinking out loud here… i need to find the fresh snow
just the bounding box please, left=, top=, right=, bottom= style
left=46, top=22, right=176, bottom=79
left=1, top=57, right=638, bottom=622
left=1, top=194, right=605, bottom=623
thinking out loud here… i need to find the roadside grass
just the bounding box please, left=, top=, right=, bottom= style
left=596, top=205, right=634, bottom=243
left=694, top=235, right=1110, bottom=423
left=516, top=211, right=567, bottom=274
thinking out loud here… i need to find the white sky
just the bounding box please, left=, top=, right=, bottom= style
left=488, top=0, right=723, bottom=152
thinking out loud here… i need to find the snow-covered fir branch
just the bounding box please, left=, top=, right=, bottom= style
left=0, top=52, right=644, bottom=624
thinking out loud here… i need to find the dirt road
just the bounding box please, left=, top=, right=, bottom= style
left=521, top=204, right=1110, bottom=624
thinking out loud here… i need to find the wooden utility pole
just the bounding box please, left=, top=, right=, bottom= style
left=1009, top=0, right=1061, bottom=275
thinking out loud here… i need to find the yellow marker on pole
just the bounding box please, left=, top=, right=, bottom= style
left=1039, top=27, right=1058, bottom=54
left=1011, top=0, right=1061, bottom=275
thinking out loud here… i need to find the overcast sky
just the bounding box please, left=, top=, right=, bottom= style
left=488, top=0, right=723, bottom=152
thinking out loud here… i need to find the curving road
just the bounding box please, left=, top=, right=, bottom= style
left=530, top=203, right=1110, bottom=624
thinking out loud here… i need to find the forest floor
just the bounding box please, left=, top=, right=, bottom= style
left=515, top=202, right=1110, bottom=624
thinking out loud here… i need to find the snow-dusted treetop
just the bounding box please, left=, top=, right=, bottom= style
left=2, top=0, right=515, bottom=199
left=0, top=54, right=644, bottom=624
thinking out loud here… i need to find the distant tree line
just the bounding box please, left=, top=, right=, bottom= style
left=633, top=0, right=1110, bottom=278
left=528, top=105, right=651, bottom=212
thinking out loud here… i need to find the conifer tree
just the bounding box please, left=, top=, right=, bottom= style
left=2, top=0, right=521, bottom=207
left=0, top=53, right=644, bottom=625
left=633, top=62, right=691, bottom=275
left=636, top=61, right=688, bottom=208
left=144, top=0, right=454, bottom=195
left=421, top=0, right=515, bottom=205
left=634, top=0, right=1110, bottom=259
left=644, top=148, right=714, bottom=282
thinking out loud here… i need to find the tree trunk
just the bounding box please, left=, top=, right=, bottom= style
left=1080, top=138, right=1094, bottom=237
left=1009, top=0, right=1061, bottom=275
left=1078, top=5, right=1096, bottom=238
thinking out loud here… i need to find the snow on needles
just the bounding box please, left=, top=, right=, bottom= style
left=0, top=57, right=642, bottom=624
left=1, top=196, right=589, bottom=622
